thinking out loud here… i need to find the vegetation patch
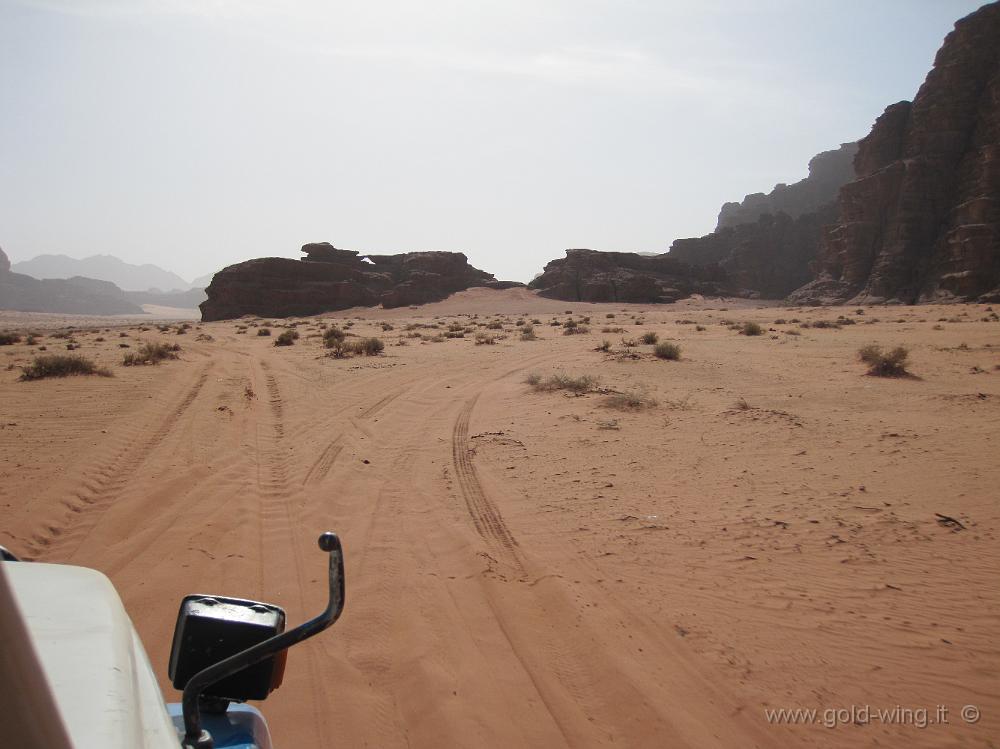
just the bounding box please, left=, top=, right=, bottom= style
left=123, top=342, right=181, bottom=366
left=21, top=355, right=111, bottom=380
left=858, top=344, right=911, bottom=377
left=525, top=372, right=598, bottom=394
left=274, top=330, right=299, bottom=346
left=654, top=342, right=681, bottom=360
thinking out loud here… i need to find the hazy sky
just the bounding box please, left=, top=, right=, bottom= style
left=0, top=0, right=988, bottom=283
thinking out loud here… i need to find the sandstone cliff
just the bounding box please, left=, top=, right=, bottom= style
left=528, top=249, right=731, bottom=303
left=791, top=2, right=1000, bottom=304
left=670, top=203, right=839, bottom=299
left=716, top=143, right=858, bottom=231
left=200, top=243, right=510, bottom=321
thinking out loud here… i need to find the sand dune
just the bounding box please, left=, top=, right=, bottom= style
left=1, top=289, right=997, bottom=747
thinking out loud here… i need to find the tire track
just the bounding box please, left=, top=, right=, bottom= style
left=252, top=358, right=332, bottom=742
left=358, top=388, right=405, bottom=419
left=303, top=436, right=344, bottom=486
left=27, top=364, right=212, bottom=560
left=452, top=395, right=524, bottom=573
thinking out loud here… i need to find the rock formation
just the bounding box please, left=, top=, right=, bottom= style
left=791, top=2, right=1000, bottom=304
left=528, top=249, right=731, bottom=303
left=200, top=243, right=515, bottom=321
left=669, top=204, right=840, bottom=299
left=0, top=247, right=145, bottom=315
left=716, top=143, right=858, bottom=231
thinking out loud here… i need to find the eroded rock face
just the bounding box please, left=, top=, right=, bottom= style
left=200, top=243, right=507, bottom=320
left=792, top=2, right=1000, bottom=304
left=716, top=143, right=858, bottom=231
left=528, top=249, right=731, bottom=303
left=670, top=203, right=839, bottom=299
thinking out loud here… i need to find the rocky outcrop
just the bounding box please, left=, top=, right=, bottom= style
left=792, top=2, right=1000, bottom=304
left=670, top=203, right=839, bottom=299
left=716, top=143, right=858, bottom=231
left=200, top=242, right=510, bottom=320
left=528, top=249, right=731, bottom=303
left=0, top=246, right=145, bottom=315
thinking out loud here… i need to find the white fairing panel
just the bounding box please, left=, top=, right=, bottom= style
left=5, top=562, right=180, bottom=749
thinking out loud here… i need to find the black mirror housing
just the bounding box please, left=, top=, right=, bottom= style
left=168, top=595, right=286, bottom=702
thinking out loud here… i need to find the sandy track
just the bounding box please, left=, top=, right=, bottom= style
left=1, top=290, right=997, bottom=747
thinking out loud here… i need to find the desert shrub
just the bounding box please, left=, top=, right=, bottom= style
left=654, top=342, right=681, bottom=360
left=257, top=328, right=272, bottom=336
left=596, top=339, right=611, bottom=352
left=785, top=328, right=802, bottom=336
left=811, top=319, right=840, bottom=329
left=475, top=332, right=497, bottom=345
left=640, top=331, right=658, bottom=345
left=380, top=322, right=394, bottom=331
left=520, top=325, right=537, bottom=341
left=322, top=326, right=346, bottom=347
left=562, top=325, right=589, bottom=336
left=773, top=318, right=787, bottom=325
left=606, top=313, right=615, bottom=319
left=347, top=337, right=385, bottom=356
left=741, top=321, right=764, bottom=336
left=604, top=389, right=657, bottom=410
left=274, top=330, right=299, bottom=346
left=695, top=325, right=706, bottom=331
left=529, top=373, right=597, bottom=394
left=123, top=342, right=181, bottom=365
left=563, top=319, right=578, bottom=330
left=0, top=332, right=23, bottom=345
left=21, top=355, right=111, bottom=380
left=858, top=344, right=910, bottom=377
left=654, top=341, right=681, bottom=360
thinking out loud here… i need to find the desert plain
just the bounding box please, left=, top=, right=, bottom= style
left=0, top=287, right=997, bottom=748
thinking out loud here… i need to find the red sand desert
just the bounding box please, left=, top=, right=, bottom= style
left=1, top=288, right=997, bottom=748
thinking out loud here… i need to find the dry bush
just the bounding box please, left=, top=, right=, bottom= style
left=640, top=331, right=658, bottom=345
left=123, top=342, right=181, bottom=366
left=347, top=337, right=385, bottom=356
left=0, top=332, right=22, bottom=345
left=475, top=332, right=497, bottom=345
left=323, top=326, right=346, bottom=346
left=257, top=328, right=271, bottom=336
left=654, top=342, right=681, bottom=360
left=526, top=372, right=597, bottom=394
left=741, top=321, right=764, bottom=336
left=274, top=330, right=299, bottom=346
left=604, top=389, right=657, bottom=410
left=858, top=344, right=911, bottom=377
left=520, top=325, right=537, bottom=341
left=21, top=355, right=111, bottom=380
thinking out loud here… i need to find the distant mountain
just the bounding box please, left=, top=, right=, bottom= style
left=0, top=247, right=144, bottom=315
left=11, top=254, right=192, bottom=292
left=190, top=273, right=215, bottom=289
